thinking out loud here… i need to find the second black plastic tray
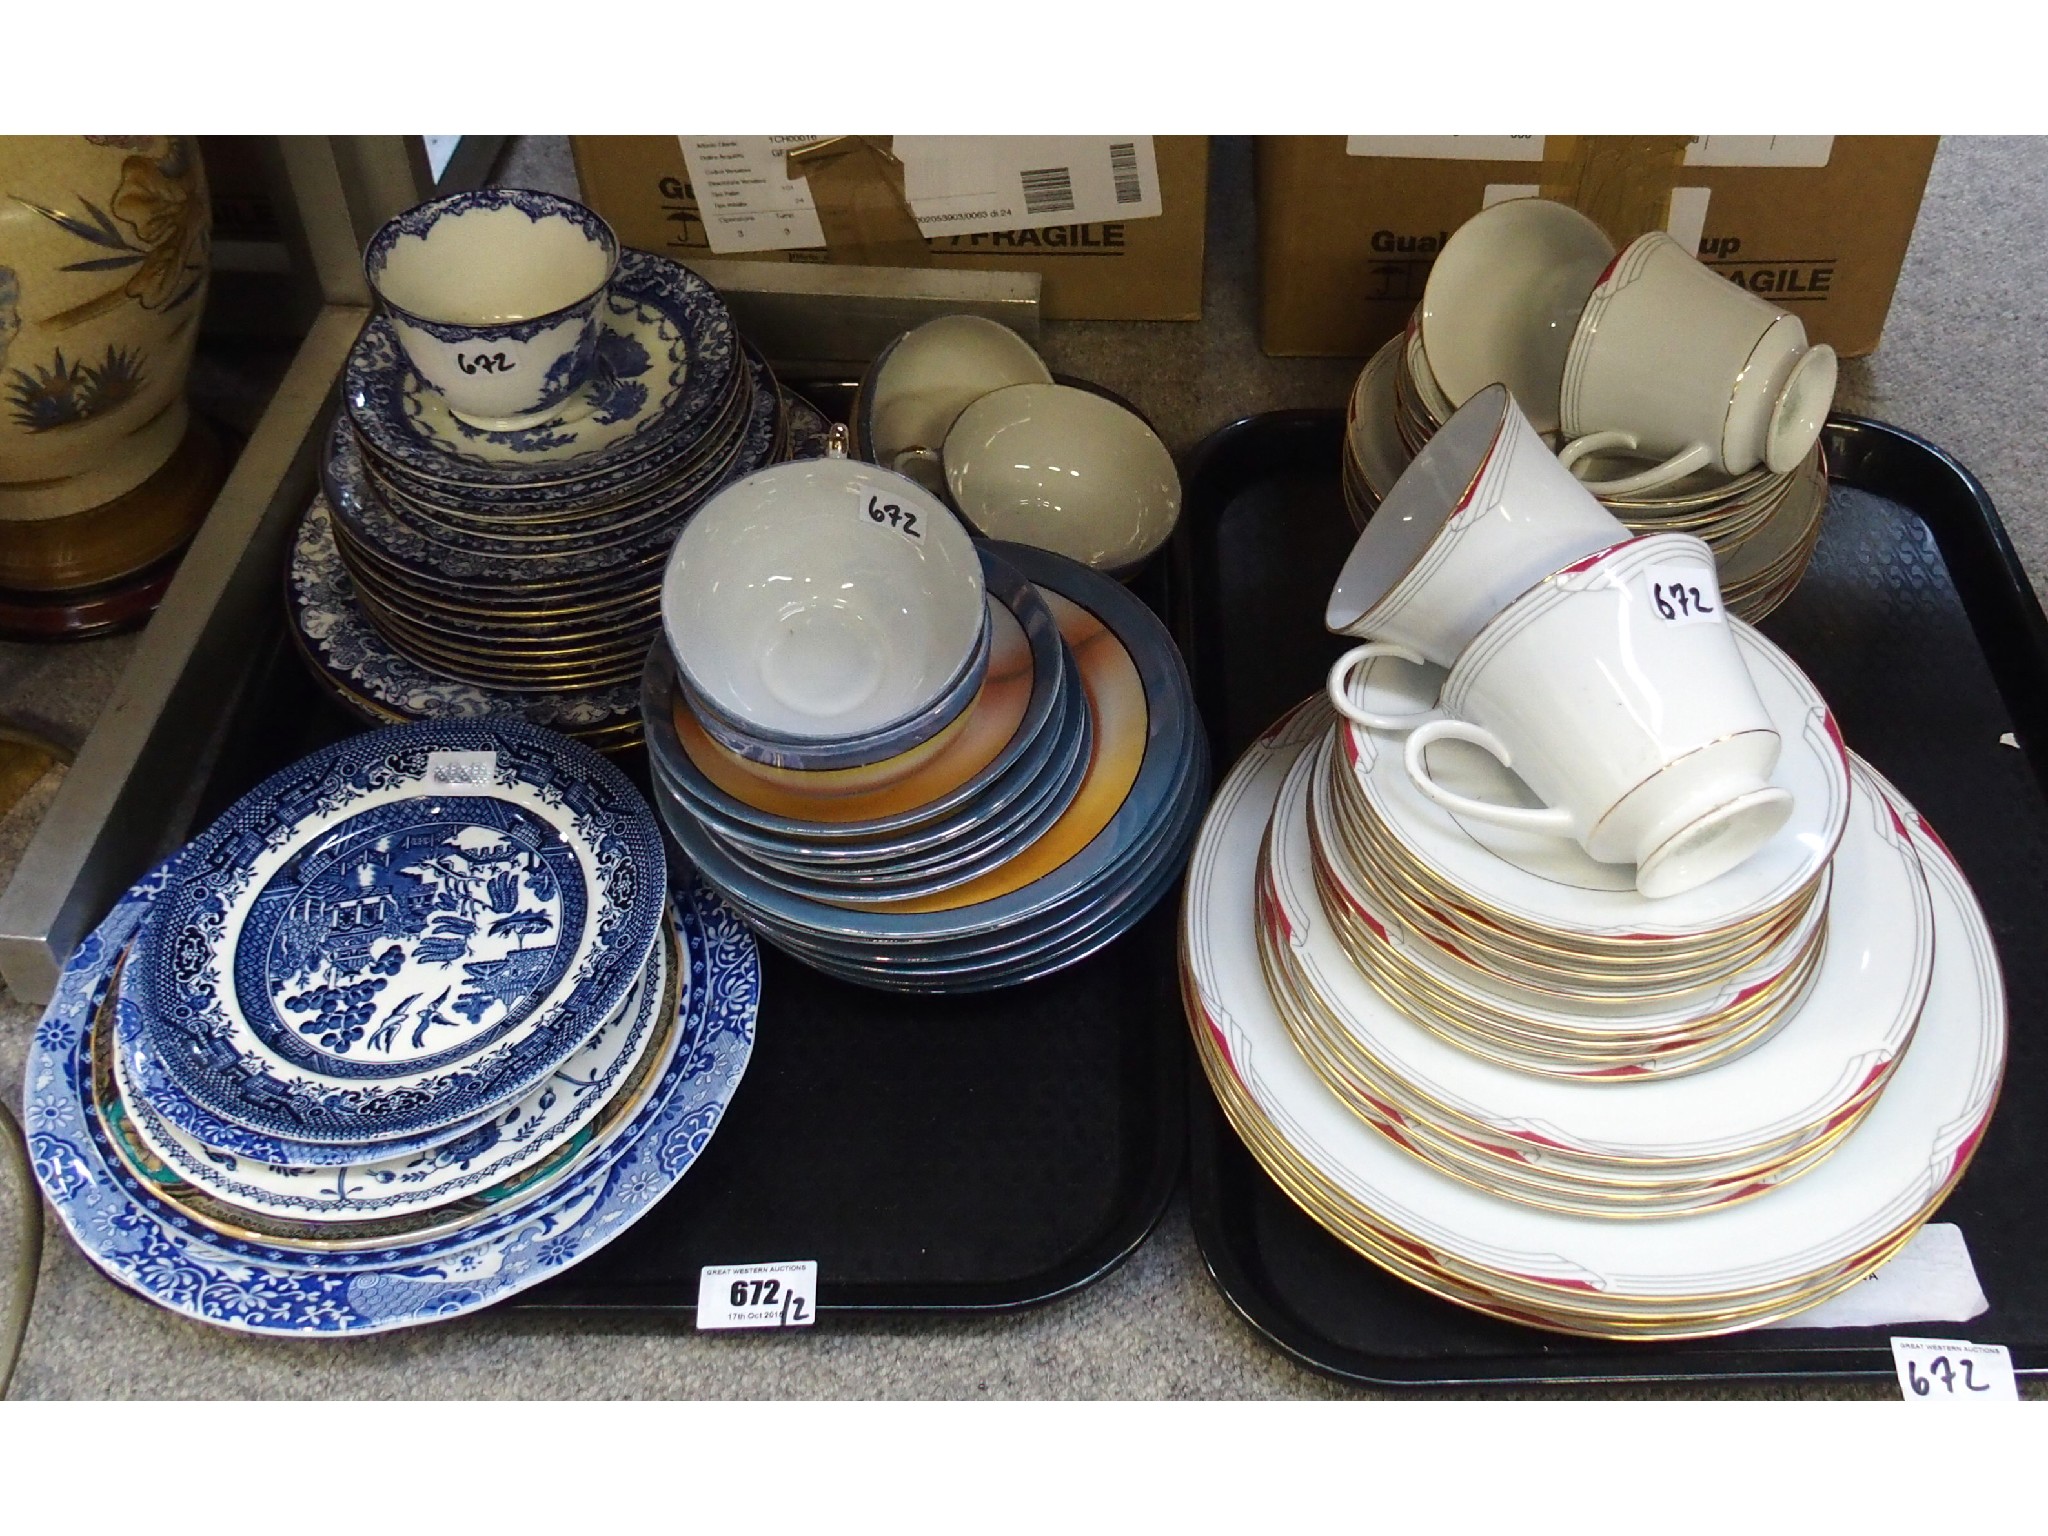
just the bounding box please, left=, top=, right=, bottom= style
left=1172, top=409, right=2048, bottom=1387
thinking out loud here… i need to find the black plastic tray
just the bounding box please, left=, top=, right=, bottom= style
left=169, top=393, right=1184, bottom=1319
left=1171, top=409, right=2048, bottom=1387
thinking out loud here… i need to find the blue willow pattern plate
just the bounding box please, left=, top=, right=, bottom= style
left=288, top=497, right=640, bottom=734
left=130, top=720, right=666, bottom=1147
left=116, top=915, right=668, bottom=1221
left=344, top=249, right=738, bottom=481
left=23, top=862, right=762, bottom=1332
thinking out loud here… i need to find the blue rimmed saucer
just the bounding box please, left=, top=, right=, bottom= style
left=344, top=248, right=738, bottom=483
left=642, top=546, right=1071, bottom=845
left=651, top=544, right=1196, bottom=974
left=23, top=860, right=762, bottom=1333
left=129, top=719, right=666, bottom=1148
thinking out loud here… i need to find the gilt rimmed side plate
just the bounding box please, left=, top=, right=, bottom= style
left=287, top=497, right=641, bottom=737
left=325, top=354, right=775, bottom=588
left=343, top=248, right=738, bottom=481
left=1340, top=625, right=1851, bottom=943
left=1264, top=731, right=1934, bottom=1166
left=1183, top=713, right=2004, bottom=1309
left=24, top=861, right=763, bottom=1333
left=1346, top=335, right=1412, bottom=506
left=130, top=720, right=666, bottom=1147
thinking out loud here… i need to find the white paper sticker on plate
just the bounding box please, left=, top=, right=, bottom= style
left=696, top=1261, right=818, bottom=1330
left=1348, top=136, right=1546, bottom=161
left=680, top=137, right=1163, bottom=255
left=1762, top=1224, right=1989, bottom=1330
left=1891, top=1337, right=2018, bottom=1401
left=1643, top=560, right=1725, bottom=627
left=425, top=750, right=498, bottom=792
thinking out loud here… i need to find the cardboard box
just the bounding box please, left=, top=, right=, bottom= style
left=571, top=136, right=1208, bottom=321
left=1257, top=136, right=1938, bottom=359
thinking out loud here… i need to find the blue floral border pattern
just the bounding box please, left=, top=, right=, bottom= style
left=129, top=720, right=667, bottom=1146
left=23, top=861, right=762, bottom=1332
left=364, top=189, right=618, bottom=344
left=323, top=353, right=774, bottom=585
left=345, top=249, right=737, bottom=483
left=287, top=497, right=640, bottom=732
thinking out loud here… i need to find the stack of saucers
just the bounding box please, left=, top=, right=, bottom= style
left=642, top=456, right=1206, bottom=992
left=286, top=190, right=806, bottom=752
left=25, top=718, right=761, bottom=1336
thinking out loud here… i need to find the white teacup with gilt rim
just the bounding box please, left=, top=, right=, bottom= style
left=1324, top=382, right=1628, bottom=667
left=364, top=188, right=619, bottom=428
left=1331, top=531, right=1792, bottom=899
left=1557, top=230, right=1838, bottom=498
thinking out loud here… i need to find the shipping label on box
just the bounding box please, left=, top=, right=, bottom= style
left=681, top=137, right=1163, bottom=254
left=571, top=136, right=1207, bottom=322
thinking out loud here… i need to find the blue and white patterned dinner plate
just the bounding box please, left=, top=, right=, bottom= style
left=343, top=248, right=738, bottom=482
left=129, top=720, right=666, bottom=1148
left=115, top=913, right=668, bottom=1223
left=287, top=497, right=642, bottom=738
left=24, top=861, right=762, bottom=1334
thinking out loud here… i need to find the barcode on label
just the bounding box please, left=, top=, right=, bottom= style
left=1020, top=165, right=1076, bottom=215
left=1109, top=141, right=1142, bottom=204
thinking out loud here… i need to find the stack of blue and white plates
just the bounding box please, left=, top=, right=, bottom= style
left=23, top=718, right=760, bottom=1336
left=645, top=539, right=1209, bottom=992
left=286, top=249, right=824, bottom=751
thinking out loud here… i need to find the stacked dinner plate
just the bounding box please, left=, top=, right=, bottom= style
left=646, top=539, right=1208, bottom=992
left=1343, top=317, right=1828, bottom=623
left=287, top=249, right=803, bottom=752
left=24, top=718, right=761, bottom=1336
left=1182, top=660, right=2007, bottom=1336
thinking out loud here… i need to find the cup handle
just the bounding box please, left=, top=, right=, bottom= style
left=1327, top=644, right=1442, bottom=732
left=1404, top=719, right=1577, bottom=836
left=890, top=446, right=945, bottom=491
left=1557, top=431, right=1713, bottom=497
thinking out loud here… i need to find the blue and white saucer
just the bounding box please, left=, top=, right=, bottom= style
left=325, top=353, right=777, bottom=588
left=287, top=497, right=643, bottom=738
left=343, top=248, right=739, bottom=482
left=114, top=914, right=669, bottom=1223
left=24, top=861, right=762, bottom=1333
left=129, top=720, right=667, bottom=1148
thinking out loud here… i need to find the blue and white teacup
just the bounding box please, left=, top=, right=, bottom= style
left=364, top=188, right=619, bottom=426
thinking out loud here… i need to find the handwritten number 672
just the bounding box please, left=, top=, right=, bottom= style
left=1907, top=1355, right=1991, bottom=1395
left=1653, top=580, right=1716, bottom=621
left=867, top=495, right=922, bottom=538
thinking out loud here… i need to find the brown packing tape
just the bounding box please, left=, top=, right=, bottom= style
left=784, top=137, right=932, bottom=269
left=569, top=136, right=1208, bottom=321
left=1538, top=136, right=1694, bottom=247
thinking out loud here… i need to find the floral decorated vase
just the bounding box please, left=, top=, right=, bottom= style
left=0, top=136, right=211, bottom=523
